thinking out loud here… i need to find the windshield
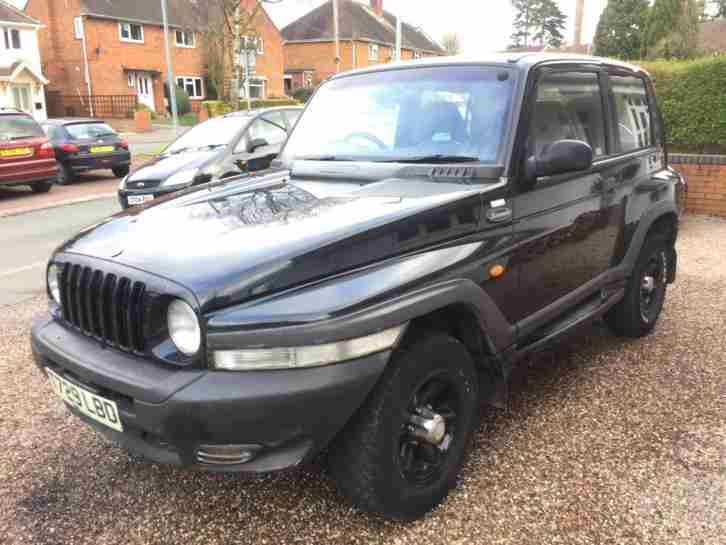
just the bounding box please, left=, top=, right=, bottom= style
left=281, top=65, right=515, bottom=164
left=0, top=114, right=44, bottom=141
left=164, top=116, right=248, bottom=154
left=65, top=122, right=116, bottom=139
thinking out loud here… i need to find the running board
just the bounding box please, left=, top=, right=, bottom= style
left=513, top=287, right=625, bottom=359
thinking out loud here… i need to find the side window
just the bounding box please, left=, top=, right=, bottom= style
left=238, top=113, right=287, bottom=152
left=610, top=75, right=652, bottom=153
left=285, top=110, right=301, bottom=128
left=530, top=71, right=607, bottom=159
left=44, top=126, right=62, bottom=141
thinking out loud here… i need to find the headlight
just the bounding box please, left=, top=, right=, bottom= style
left=212, top=324, right=407, bottom=371
left=167, top=299, right=201, bottom=356
left=161, top=168, right=197, bottom=188
left=47, top=263, right=61, bottom=305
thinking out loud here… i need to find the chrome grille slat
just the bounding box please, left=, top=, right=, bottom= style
left=59, top=263, right=147, bottom=354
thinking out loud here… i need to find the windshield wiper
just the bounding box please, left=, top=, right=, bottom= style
left=297, top=155, right=356, bottom=162
left=379, top=155, right=480, bottom=164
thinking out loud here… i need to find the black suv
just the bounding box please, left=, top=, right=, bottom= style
left=32, top=54, right=685, bottom=521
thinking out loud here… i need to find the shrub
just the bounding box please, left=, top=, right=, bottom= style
left=639, top=57, right=726, bottom=153
left=238, top=98, right=300, bottom=110
left=202, top=100, right=234, bottom=118
left=293, top=87, right=315, bottom=103
left=174, top=87, right=191, bottom=116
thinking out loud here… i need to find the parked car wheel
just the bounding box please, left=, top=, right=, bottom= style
left=330, top=332, right=479, bottom=520
left=31, top=181, right=52, bottom=193
left=606, top=235, right=670, bottom=338
left=112, top=165, right=129, bottom=178
left=57, top=163, right=76, bottom=185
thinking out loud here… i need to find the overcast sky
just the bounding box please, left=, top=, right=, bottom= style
left=265, top=0, right=610, bottom=53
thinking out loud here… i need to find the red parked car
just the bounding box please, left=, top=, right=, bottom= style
left=0, top=109, right=57, bottom=193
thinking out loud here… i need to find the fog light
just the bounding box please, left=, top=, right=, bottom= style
left=196, top=444, right=261, bottom=466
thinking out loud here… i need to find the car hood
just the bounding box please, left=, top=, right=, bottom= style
left=59, top=171, right=484, bottom=311
left=127, top=150, right=220, bottom=183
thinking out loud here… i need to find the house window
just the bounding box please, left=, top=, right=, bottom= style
left=3, top=28, right=21, bottom=50
left=119, top=22, right=144, bottom=43
left=243, top=36, right=264, bottom=55
left=127, top=72, right=136, bottom=88
left=240, top=78, right=266, bottom=100
left=73, top=17, right=84, bottom=40
left=368, top=43, right=379, bottom=61
left=176, top=76, right=204, bottom=99
left=413, top=50, right=422, bottom=59
left=175, top=30, right=195, bottom=48
left=11, top=84, right=31, bottom=112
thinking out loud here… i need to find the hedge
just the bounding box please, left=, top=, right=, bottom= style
left=639, top=57, right=726, bottom=153
left=201, top=98, right=300, bottom=119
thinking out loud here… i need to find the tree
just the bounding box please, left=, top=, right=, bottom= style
left=593, top=0, right=649, bottom=59
left=643, top=0, right=700, bottom=59
left=509, top=0, right=567, bottom=49
left=441, top=32, right=461, bottom=55
left=204, top=0, right=266, bottom=105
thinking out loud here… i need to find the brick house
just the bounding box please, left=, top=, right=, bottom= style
left=24, top=0, right=286, bottom=117
left=699, top=20, right=726, bottom=55
left=0, top=0, right=48, bottom=120
left=282, top=0, right=445, bottom=92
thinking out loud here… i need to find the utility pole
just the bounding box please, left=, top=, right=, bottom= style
left=395, top=15, right=402, bottom=61
left=333, top=0, right=340, bottom=72
left=161, top=0, right=178, bottom=134
left=574, top=0, right=584, bottom=47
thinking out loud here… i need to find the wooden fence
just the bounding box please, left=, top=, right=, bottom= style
left=46, top=92, right=138, bottom=119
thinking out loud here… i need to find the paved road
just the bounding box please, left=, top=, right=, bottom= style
left=0, top=197, right=118, bottom=306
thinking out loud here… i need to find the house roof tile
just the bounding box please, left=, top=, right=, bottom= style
left=81, top=0, right=206, bottom=29
left=0, top=0, right=41, bottom=25
left=281, top=0, right=444, bottom=54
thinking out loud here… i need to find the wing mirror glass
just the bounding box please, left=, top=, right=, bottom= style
left=247, top=137, right=269, bottom=153
left=525, top=139, right=594, bottom=182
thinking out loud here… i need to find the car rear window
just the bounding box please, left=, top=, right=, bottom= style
left=0, top=114, right=44, bottom=141
left=65, top=122, right=116, bottom=140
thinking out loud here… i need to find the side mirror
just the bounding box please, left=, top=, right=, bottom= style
left=525, top=139, right=593, bottom=182
left=247, top=137, right=269, bottom=153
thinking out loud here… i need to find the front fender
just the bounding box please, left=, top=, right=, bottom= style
left=206, top=242, right=516, bottom=354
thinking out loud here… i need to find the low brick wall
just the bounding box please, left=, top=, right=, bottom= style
left=670, top=154, right=726, bottom=217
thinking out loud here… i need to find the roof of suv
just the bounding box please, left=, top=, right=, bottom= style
left=329, top=53, right=646, bottom=81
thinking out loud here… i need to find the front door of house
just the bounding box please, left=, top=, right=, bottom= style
left=135, top=72, right=155, bottom=112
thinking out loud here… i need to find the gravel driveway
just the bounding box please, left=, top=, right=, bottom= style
left=1, top=215, right=724, bottom=545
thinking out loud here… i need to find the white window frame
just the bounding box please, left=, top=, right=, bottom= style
left=119, top=22, right=144, bottom=43
left=240, top=78, right=266, bottom=100
left=175, top=76, right=204, bottom=99
left=243, top=36, right=264, bottom=55
left=368, top=43, right=379, bottom=61
left=413, top=50, right=422, bottom=59
left=3, top=28, right=21, bottom=50
left=127, top=72, right=136, bottom=88
left=175, top=29, right=195, bottom=48
left=73, top=17, right=84, bottom=40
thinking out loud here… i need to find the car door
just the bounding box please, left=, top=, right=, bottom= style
left=507, top=67, right=618, bottom=327
left=232, top=112, right=289, bottom=173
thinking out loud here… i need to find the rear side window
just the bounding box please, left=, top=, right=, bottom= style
left=610, top=75, right=652, bottom=153
left=530, top=71, right=607, bottom=158
left=0, top=114, right=44, bottom=140
left=65, top=122, right=116, bottom=139
left=285, top=110, right=301, bottom=127
left=43, top=125, right=65, bottom=141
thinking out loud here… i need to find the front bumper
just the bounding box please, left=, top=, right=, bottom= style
left=117, top=185, right=182, bottom=209
left=31, top=315, right=389, bottom=472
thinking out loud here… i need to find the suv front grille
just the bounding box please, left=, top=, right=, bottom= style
left=59, top=263, right=147, bottom=353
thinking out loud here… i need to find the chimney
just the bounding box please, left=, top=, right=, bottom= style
left=370, top=0, right=383, bottom=17
left=574, top=0, right=584, bottom=46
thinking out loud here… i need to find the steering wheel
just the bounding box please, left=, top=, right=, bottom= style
left=342, top=132, right=388, bottom=151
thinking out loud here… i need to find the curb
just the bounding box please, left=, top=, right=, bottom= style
left=0, top=192, right=117, bottom=219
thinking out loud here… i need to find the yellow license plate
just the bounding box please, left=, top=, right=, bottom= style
left=0, top=147, right=33, bottom=158
left=91, top=146, right=115, bottom=154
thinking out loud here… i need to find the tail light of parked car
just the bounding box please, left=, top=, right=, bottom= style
left=39, top=141, right=56, bottom=159
left=60, top=143, right=80, bottom=153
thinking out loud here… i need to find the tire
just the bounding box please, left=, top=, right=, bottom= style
left=606, top=235, right=670, bottom=338
left=31, top=180, right=52, bottom=193
left=112, top=165, right=129, bottom=178
left=57, top=163, right=75, bottom=185
left=329, top=332, right=480, bottom=520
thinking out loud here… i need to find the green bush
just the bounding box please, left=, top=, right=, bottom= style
left=639, top=57, right=726, bottom=153
left=174, top=87, right=191, bottom=116
left=293, top=87, right=315, bottom=103
left=237, top=98, right=301, bottom=110
left=202, top=100, right=234, bottom=117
